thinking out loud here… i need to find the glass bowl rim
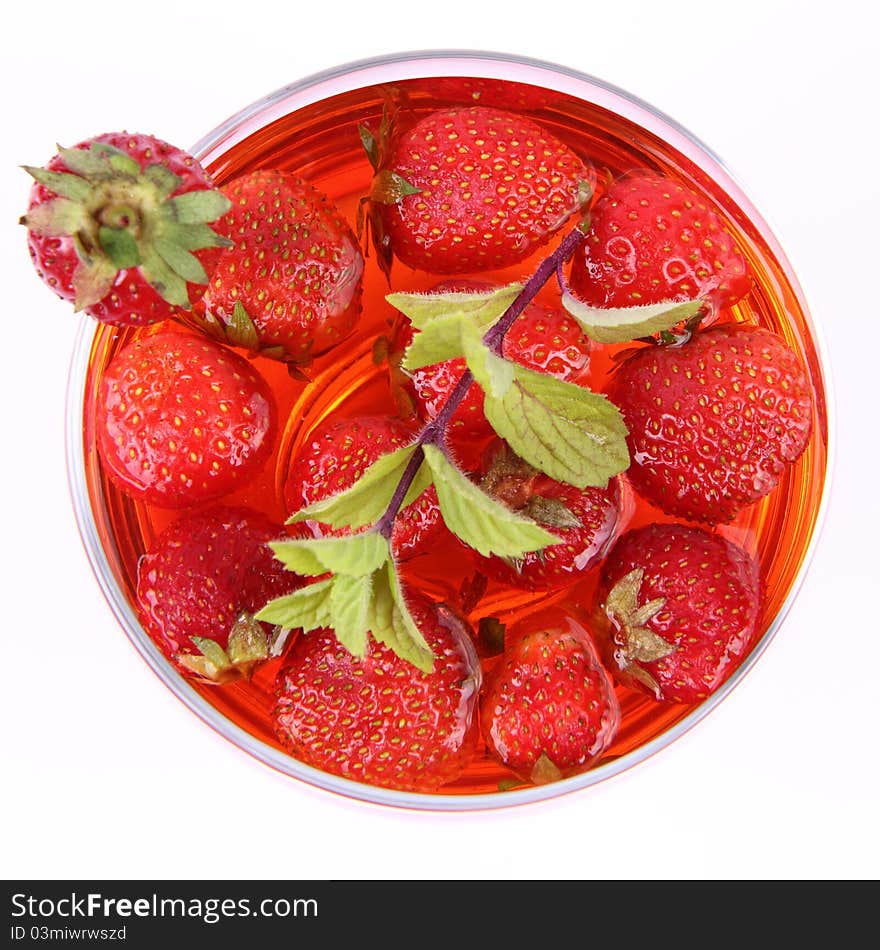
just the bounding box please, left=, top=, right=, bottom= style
left=65, top=48, right=836, bottom=812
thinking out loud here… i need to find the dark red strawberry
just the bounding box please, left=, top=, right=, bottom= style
left=274, top=598, right=481, bottom=791
left=96, top=328, right=275, bottom=508
left=137, top=506, right=300, bottom=682
left=475, top=442, right=621, bottom=590
left=194, top=169, right=363, bottom=363
left=365, top=106, right=592, bottom=274
left=480, top=609, right=620, bottom=784
left=284, top=415, right=445, bottom=559
left=23, top=132, right=229, bottom=326
left=569, top=173, right=750, bottom=318
left=596, top=523, right=761, bottom=703
left=390, top=297, right=591, bottom=455
left=609, top=323, right=814, bottom=523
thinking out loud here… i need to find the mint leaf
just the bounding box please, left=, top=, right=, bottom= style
left=401, top=313, right=473, bottom=370
left=270, top=532, right=391, bottom=577
left=329, top=574, right=373, bottom=656
left=288, top=445, right=419, bottom=530
left=386, top=283, right=523, bottom=332
left=256, top=577, right=334, bottom=634
left=463, top=331, right=629, bottom=488
left=422, top=444, right=559, bottom=557
left=460, top=321, right=515, bottom=395
left=489, top=365, right=629, bottom=488
left=369, top=563, right=434, bottom=672
left=560, top=291, right=704, bottom=344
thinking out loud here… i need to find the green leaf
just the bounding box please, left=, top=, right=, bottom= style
left=226, top=614, right=270, bottom=665
left=23, top=166, right=91, bottom=202
left=168, top=189, right=232, bottom=225
left=225, top=300, right=260, bottom=350
left=172, top=222, right=233, bottom=252
left=55, top=145, right=116, bottom=178
left=190, top=637, right=231, bottom=670
left=143, top=164, right=183, bottom=198
left=476, top=362, right=630, bottom=489
left=71, top=259, right=117, bottom=311
left=460, top=321, right=515, bottom=397
left=255, top=577, right=335, bottom=630
left=386, top=283, right=523, bottom=332
left=401, top=313, right=473, bottom=370
left=329, top=574, right=373, bottom=656
left=270, top=532, right=390, bottom=577
left=369, top=169, right=421, bottom=205
left=368, top=563, right=434, bottom=672
left=154, top=235, right=209, bottom=284
left=139, top=245, right=191, bottom=308
left=358, top=123, right=380, bottom=172
left=21, top=198, right=87, bottom=236
left=94, top=143, right=141, bottom=177
left=288, top=445, right=418, bottom=530
left=99, top=226, right=142, bottom=269
left=560, top=291, right=705, bottom=344
left=422, top=444, right=559, bottom=558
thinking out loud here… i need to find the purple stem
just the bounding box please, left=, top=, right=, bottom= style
left=375, top=226, right=585, bottom=540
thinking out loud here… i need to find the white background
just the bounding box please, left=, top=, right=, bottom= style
left=2, top=0, right=877, bottom=880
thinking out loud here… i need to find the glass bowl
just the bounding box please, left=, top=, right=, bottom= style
left=65, top=50, right=832, bottom=811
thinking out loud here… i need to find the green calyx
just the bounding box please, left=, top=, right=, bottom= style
left=22, top=141, right=231, bottom=311
left=603, top=568, right=676, bottom=698
left=176, top=614, right=274, bottom=685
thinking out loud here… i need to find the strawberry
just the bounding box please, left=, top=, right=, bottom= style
left=136, top=506, right=300, bottom=682
left=568, top=173, right=750, bottom=318
left=480, top=610, right=620, bottom=784
left=96, top=328, right=276, bottom=508
left=364, top=106, right=592, bottom=275
left=284, top=415, right=445, bottom=559
left=22, top=132, right=230, bottom=326
left=596, top=522, right=761, bottom=703
left=412, top=77, right=554, bottom=112
left=391, top=296, right=592, bottom=450
left=274, top=597, right=481, bottom=791
left=609, top=324, right=814, bottom=523
left=474, top=442, right=620, bottom=590
left=194, top=169, right=363, bottom=363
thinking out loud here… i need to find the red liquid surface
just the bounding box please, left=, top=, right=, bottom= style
left=80, top=77, right=829, bottom=797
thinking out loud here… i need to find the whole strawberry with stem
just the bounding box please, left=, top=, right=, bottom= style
left=481, top=609, right=620, bottom=785
left=284, top=415, right=446, bottom=559
left=274, top=597, right=481, bottom=792
left=137, top=506, right=301, bottom=683
left=96, top=328, right=276, bottom=508
left=361, top=105, right=593, bottom=276
left=609, top=323, right=813, bottom=523
left=568, top=172, right=750, bottom=320
left=596, top=522, right=761, bottom=703
left=475, top=441, right=620, bottom=591
left=194, top=169, right=363, bottom=364
left=22, top=132, right=230, bottom=326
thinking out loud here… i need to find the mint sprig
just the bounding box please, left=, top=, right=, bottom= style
left=260, top=225, right=712, bottom=672
left=257, top=532, right=433, bottom=672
